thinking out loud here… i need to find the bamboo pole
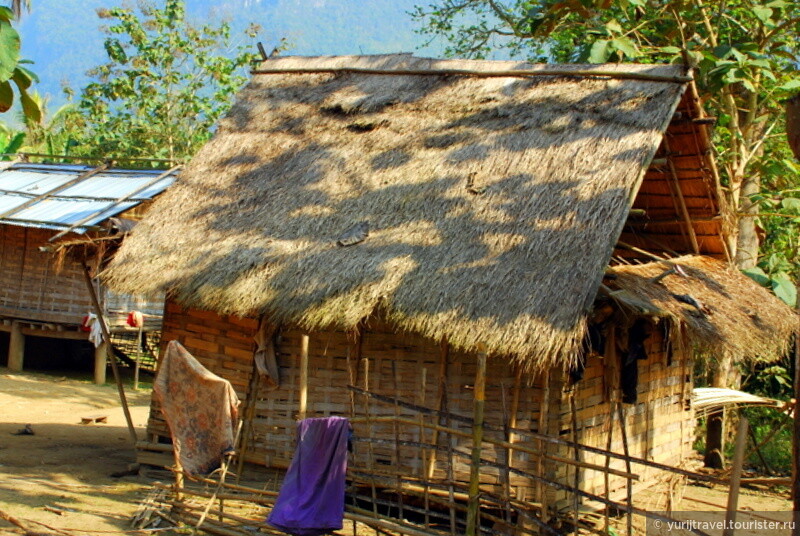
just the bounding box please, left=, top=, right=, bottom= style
left=361, top=356, right=379, bottom=516
left=298, top=335, right=309, bottom=420
left=391, top=358, right=405, bottom=522
left=250, top=66, right=694, bottom=83
left=538, top=370, right=551, bottom=521
left=351, top=436, right=708, bottom=536
left=723, top=418, right=748, bottom=536
left=236, top=356, right=262, bottom=482
left=81, top=262, right=138, bottom=446
left=662, top=137, right=701, bottom=254
left=195, top=421, right=244, bottom=530
left=570, top=391, right=580, bottom=534
left=427, top=339, right=449, bottom=479
left=617, top=403, right=633, bottom=536
left=348, top=416, right=639, bottom=478
left=466, top=350, right=487, bottom=536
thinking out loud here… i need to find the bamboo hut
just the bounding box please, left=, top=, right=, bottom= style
left=104, top=55, right=797, bottom=532
left=0, top=159, right=179, bottom=383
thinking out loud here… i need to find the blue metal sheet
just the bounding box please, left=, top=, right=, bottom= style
left=0, top=163, right=176, bottom=232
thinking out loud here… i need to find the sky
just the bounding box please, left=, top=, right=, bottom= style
left=15, top=0, right=458, bottom=109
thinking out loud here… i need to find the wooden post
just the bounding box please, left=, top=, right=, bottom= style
left=617, top=403, right=633, bottom=536
left=427, top=339, right=449, bottom=479
left=466, top=350, right=487, bottom=536
left=82, top=263, right=138, bottom=446
left=94, top=342, right=108, bottom=385
left=537, top=370, right=551, bottom=516
left=298, top=334, right=309, bottom=421
left=7, top=321, right=24, bottom=372
left=724, top=418, right=748, bottom=536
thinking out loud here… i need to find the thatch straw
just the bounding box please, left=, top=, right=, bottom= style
left=607, top=255, right=798, bottom=362
left=103, top=54, right=691, bottom=370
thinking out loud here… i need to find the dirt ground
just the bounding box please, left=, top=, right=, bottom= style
left=0, top=368, right=794, bottom=536
left=0, top=367, right=153, bottom=535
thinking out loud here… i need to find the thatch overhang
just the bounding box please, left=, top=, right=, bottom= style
left=604, top=256, right=798, bottom=363
left=104, top=54, right=735, bottom=370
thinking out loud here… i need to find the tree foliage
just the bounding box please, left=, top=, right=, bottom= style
left=0, top=2, right=39, bottom=122
left=75, top=0, right=260, bottom=163
left=414, top=0, right=800, bottom=301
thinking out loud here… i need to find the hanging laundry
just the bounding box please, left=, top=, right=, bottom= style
left=268, top=417, right=350, bottom=536
left=153, top=341, right=239, bottom=475
left=253, top=317, right=281, bottom=390
left=82, top=313, right=105, bottom=348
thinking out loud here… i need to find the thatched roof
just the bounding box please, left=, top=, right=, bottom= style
left=105, top=54, right=703, bottom=369
left=606, top=256, right=798, bottom=362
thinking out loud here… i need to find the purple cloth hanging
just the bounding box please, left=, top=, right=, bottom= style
left=268, top=417, right=350, bottom=536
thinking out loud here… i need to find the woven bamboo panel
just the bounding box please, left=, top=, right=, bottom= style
left=149, top=301, right=693, bottom=504
left=0, top=225, right=89, bottom=324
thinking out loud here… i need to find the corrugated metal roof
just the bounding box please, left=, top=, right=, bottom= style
left=0, top=162, right=178, bottom=233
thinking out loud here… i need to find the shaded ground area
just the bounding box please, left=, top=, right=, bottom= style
left=0, top=367, right=152, bottom=535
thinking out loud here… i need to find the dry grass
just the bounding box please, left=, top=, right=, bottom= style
left=607, top=255, right=798, bottom=362
left=104, top=54, right=693, bottom=371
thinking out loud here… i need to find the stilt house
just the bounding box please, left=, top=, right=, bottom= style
left=0, top=160, right=178, bottom=383
left=105, top=56, right=797, bottom=530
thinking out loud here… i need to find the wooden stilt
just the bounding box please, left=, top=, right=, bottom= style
left=466, top=350, right=487, bottom=536
left=7, top=321, right=24, bottom=372
left=94, top=342, right=108, bottom=385
left=723, top=418, right=748, bottom=536
left=82, top=262, right=138, bottom=446
left=298, top=334, right=309, bottom=421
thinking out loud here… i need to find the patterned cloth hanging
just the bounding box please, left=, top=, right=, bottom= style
left=154, top=340, right=240, bottom=475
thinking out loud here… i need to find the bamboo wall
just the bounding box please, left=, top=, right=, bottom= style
left=0, top=223, right=163, bottom=326
left=0, top=225, right=90, bottom=324
left=149, top=301, right=694, bottom=507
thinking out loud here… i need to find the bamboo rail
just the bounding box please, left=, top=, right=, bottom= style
left=347, top=385, right=723, bottom=484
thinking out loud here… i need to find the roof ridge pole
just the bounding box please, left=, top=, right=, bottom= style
left=250, top=66, right=694, bottom=84
left=48, top=164, right=182, bottom=242
left=0, top=162, right=110, bottom=221
left=465, top=347, right=487, bottom=536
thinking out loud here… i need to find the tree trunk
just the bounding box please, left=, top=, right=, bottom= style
left=734, top=175, right=761, bottom=269
left=704, top=174, right=758, bottom=467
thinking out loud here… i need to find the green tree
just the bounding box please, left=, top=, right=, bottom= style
left=0, top=2, right=40, bottom=122
left=414, top=0, right=800, bottom=467
left=75, top=0, right=261, bottom=163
